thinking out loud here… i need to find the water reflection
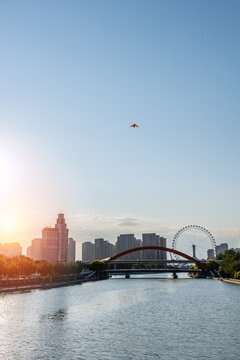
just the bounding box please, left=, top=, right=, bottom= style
left=40, top=308, right=68, bottom=322
left=0, top=279, right=239, bottom=360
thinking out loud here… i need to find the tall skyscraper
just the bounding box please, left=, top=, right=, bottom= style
left=216, top=243, right=228, bottom=256
left=157, top=236, right=167, bottom=261
left=27, top=238, right=43, bottom=260
left=135, top=239, right=142, bottom=260
left=207, top=248, right=215, bottom=259
left=68, top=238, right=76, bottom=262
left=115, top=234, right=138, bottom=260
left=95, top=238, right=105, bottom=259
left=55, top=214, right=69, bottom=262
left=142, top=233, right=159, bottom=260
left=82, top=242, right=95, bottom=262
left=142, top=233, right=167, bottom=261
left=108, top=242, right=116, bottom=258
left=27, top=214, right=74, bottom=263
left=42, top=227, right=59, bottom=263
left=82, top=239, right=116, bottom=261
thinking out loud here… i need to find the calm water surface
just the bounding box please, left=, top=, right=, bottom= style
left=0, top=276, right=239, bottom=360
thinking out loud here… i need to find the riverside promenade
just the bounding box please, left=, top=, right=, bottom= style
left=0, top=278, right=98, bottom=294
left=0, top=272, right=98, bottom=294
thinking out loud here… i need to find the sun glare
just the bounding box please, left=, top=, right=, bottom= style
left=0, top=153, right=20, bottom=189
left=0, top=216, right=16, bottom=233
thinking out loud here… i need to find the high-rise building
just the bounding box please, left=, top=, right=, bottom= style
left=55, top=214, right=69, bottom=262
left=103, top=240, right=110, bottom=258
left=115, top=234, right=138, bottom=260
left=157, top=236, right=167, bottom=261
left=82, top=242, right=95, bottom=262
left=27, top=214, right=73, bottom=263
left=26, top=246, right=31, bottom=258
left=42, top=227, right=59, bottom=263
left=95, top=238, right=105, bottom=259
left=110, top=242, right=116, bottom=257
left=68, top=238, right=76, bottom=262
left=27, top=238, right=43, bottom=260
left=216, top=243, right=228, bottom=256
left=94, top=238, right=115, bottom=259
left=142, top=233, right=167, bottom=261
left=135, top=239, right=142, bottom=260
left=207, top=248, right=215, bottom=259
left=142, top=233, right=159, bottom=260
left=82, top=239, right=115, bottom=261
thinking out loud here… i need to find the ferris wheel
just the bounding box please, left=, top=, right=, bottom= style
left=171, top=225, right=216, bottom=260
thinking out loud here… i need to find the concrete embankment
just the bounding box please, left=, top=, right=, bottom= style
left=0, top=271, right=105, bottom=294
left=0, top=278, right=97, bottom=294
left=221, top=278, right=240, bottom=285
left=208, top=277, right=240, bottom=285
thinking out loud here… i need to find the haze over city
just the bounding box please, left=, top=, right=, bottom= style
left=1, top=0, right=240, bottom=253
left=1, top=2, right=240, bottom=360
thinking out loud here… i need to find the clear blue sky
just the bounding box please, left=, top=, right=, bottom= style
left=0, top=0, right=240, bottom=251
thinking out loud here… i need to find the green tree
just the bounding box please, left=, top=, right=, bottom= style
left=219, top=250, right=240, bottom=278
left=88, top=260, right=108, bottom=271
left=0, top=255, right=7, bottom=277
left=37, top=260, right=53, bottom=277
left=206, top=259, right=219, bottom=272
left=18, top=256, right=36, bottom=277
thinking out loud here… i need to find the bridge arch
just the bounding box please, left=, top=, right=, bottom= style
left=106, top=246, right=206, bottom=270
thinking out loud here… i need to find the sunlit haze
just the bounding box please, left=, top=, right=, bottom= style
left=1, top=0, right=240, bottom=254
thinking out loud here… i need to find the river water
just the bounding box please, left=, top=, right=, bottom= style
left=0, top=276, right=239, bottom=360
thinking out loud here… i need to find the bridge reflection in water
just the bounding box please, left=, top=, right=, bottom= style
left=107, top=268, right=202, bottom=279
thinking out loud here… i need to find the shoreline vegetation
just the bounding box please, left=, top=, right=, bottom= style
left=190, top=250, right=240, bottom=285
left=1, top=250, right=240, bottom=294
left=216, top=249, right=240, bottom=279
left=0, top=257, right=109, bottom=294
left=0, top=254, right=94, bottom=294
left=0, top=254, right=85, bottom=278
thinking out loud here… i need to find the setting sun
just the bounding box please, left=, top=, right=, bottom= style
left=0, top=216, right=17, bottom=233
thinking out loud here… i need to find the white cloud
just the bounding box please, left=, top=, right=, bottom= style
left=4, top=212, right=240, bottom=254
left=67, top=213, right=177, bottom=243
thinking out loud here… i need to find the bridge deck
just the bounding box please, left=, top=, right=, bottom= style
left=107, top=269, right=201, bottom=274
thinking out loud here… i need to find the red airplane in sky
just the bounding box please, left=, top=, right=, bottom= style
left=130, top=124, right=139, bottom=128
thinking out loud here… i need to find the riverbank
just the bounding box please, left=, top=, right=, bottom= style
left=208, top=277, right=240, bottom=285
left=221, top=278, right=240, bottom=285
left=0, top=271, right=106, bottom=294
left=0, top=277, right=98, bottom=294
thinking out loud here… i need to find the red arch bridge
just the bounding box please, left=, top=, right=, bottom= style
left=103, top=246, right=206, bottom=276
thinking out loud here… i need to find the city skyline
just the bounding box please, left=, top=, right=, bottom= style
left=1, top=211, right=239, bottom=256
left=1, top=1, right=240, bottom=252
left=82, top=232, right=167, bottom=262
left=0, top=209, right=234, bottom=263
